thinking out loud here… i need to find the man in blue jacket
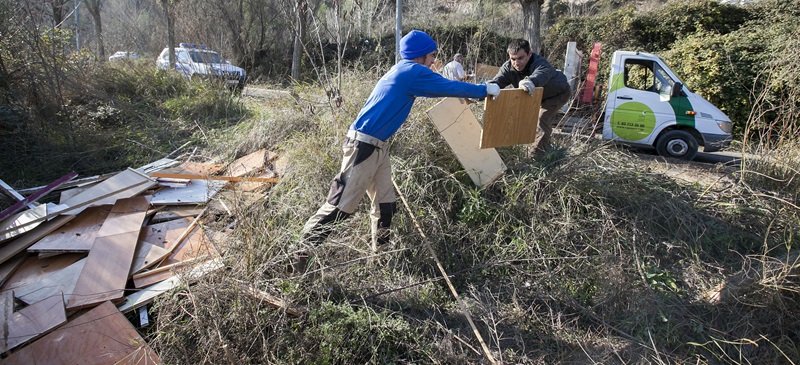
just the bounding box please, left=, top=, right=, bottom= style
left=298, top=30, right=500, bottom=260
left=491, top=39, right=571, bottom=155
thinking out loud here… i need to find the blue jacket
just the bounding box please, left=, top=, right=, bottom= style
left=350, top=60, right=488, bottom=141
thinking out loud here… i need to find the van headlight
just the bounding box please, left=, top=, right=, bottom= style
left=716, top=120, right=732, bottom=134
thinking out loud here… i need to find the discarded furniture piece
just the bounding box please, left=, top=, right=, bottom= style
left=481, top=88, right=543, bottom=148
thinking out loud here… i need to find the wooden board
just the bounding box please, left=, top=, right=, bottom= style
left=66, top=196, right=150, bottom=310
left=0, top=203, right=50, bottom=243
left=481, top=88, right=543, bottom=148
left=138, top=217, right=192, bottom=249
left=0, top=293, right=66, bottom=353
left=426, top=97, right=506, bottom=187
left=0, top=253, right=84, bottom=296
left=130, top=241, right=169, bottom=275
left=14, top=258, right=85, bottom=305
left=3, top=301, right=162, bottom=364
left=149, top=206, right=203, bottom=224
left=0, top=254, right=27, bottom=287
left=154, top=160, right=225, bottom=176
left=222, top=149, right=269, bottom=177
left=27, top=206, right=111, bottom=254
left=59, top=167, right=156, bottom=215
left=0, top=172, right=77, bottom=222
left=474, top=63, right=500, bottom=83
left=119, top=258, right=223, bottom=314
left=150, top=172, right=278, bottom=183
left=0, top=215, right=76, bottom=265
left=150, top=179, right=226, bottom=205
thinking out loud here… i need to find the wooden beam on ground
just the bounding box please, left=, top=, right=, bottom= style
left=0, top=172, right=77, bottom=222
left=481, top=88, right=542, bottom=148
left=2, top=301, right=162, bottom=364
left=132, top=255, right=208, bottom=288
left=66, top=196, right=150, bottom=310
left=426, top=97, right=506, bottom=187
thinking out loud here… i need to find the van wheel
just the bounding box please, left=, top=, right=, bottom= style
left=656, top=130, right=698, bottom=160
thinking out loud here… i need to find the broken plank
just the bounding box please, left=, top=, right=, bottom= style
left=2, top=301, right=162, bottom=364
left=149, top=206, right=203, bottom=224
left=1, top=293, right=66, bottom=353
left=222, top=149, right=271, bottom=177
left=0, top=171, right=77, bottom=222
left=481, top=88, right=543, bottom=148
left=119, top=257, right=224, bottom=313
left=66, top=196, right=150, bottom=310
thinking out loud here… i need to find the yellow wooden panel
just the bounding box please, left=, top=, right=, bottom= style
left=481, top=88, right=543, bottom=149
left=426, top=98, right=506, bottom=187
left=474, top=63, right=500, bottom=81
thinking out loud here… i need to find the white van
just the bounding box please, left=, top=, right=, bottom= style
left=601, top=51, right=732, bottom=160
left=157, top=43, right=247, bottom=89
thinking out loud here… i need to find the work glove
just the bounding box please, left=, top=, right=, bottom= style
left=486, top=83, right=501, bottom=98
left=519, top=77, right=535, bottom=96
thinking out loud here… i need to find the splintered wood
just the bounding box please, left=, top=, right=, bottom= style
left=481, top=88, right=543, bottom=149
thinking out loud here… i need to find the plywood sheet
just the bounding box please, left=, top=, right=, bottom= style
left=138, top=217, right=192, bottom=249
left=223, top=149, right=271, bottom=177
left=1, top=253, right=84, bottom=295
left=149, top=206, right=203, bottom=224
left=130, top=241, right=169, bottom=275
left=426, top=97, right=506, bottom=187
left=0, top=293, right=66, bottom=352
left=150, top=179, right=225, bottom=205
left=3, top=301, right=162, bottom=364
left=474, top=63, right=500, bottom=83
left=66, top=196, right=150, bottom=310
left=155, top=160, right=225, bottom=176
left=59, top=167, right=156, bottom=215
left=0, top=254, right=26, bottom=287
left=27, top=206, right=111, bottom=254
left=14, top=258, right=85, bottom=305
left=119, top=257, right=224, bottom=313
left=0, top=203, right=50, bottom=243
left=481, top=88, right=543, bottom=148
left=0, top=215, right=76, bottom=264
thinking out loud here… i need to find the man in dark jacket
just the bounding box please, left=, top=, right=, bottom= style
left=490, top=39, right=571, bottom=155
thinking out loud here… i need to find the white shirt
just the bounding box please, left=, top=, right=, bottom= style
left=442, top=60, right=465, bottom=81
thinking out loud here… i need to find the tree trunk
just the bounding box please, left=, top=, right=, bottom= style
left=51, top=0, right=66, bottom=28
left=161, top=0, right=175, bottom=69
left=290, top=0, right=307, bottom=81
left=519, top=0, right=544, bottom=54
left=82, top=0, right=104, bottom=59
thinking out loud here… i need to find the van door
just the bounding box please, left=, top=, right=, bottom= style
left=603, top=53, right=694, bottom=145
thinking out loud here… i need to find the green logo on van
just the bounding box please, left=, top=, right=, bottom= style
left=610, top=102, right=656, bottom=141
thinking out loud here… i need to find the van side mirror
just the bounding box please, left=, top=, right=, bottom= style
left=671, top=82, right=683, bottom=97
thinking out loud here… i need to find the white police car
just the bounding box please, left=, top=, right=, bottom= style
left=156, top=43, right=246, bottom=88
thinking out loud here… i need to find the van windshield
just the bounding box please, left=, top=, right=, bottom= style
left=189, top=50, right=223, bottom=64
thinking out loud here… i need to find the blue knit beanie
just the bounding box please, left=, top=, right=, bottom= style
left=400, top=30, right=437, bottom=59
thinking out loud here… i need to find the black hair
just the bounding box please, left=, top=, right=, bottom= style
left=507, top=39, right=531, bottom=54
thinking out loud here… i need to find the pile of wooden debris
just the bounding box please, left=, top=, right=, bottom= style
left=0, top=149, right=282, bottom=364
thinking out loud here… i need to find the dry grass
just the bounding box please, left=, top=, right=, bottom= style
left=145, top=71, right=800, bottom=364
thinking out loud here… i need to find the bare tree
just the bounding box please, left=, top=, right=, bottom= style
left=519, top=0, right=544, bottom=53
left=161, top=0, right=175, bottom=68
left=291, top=0, right=307, bottom=80
left=82, top=0, right=105, bottom=59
